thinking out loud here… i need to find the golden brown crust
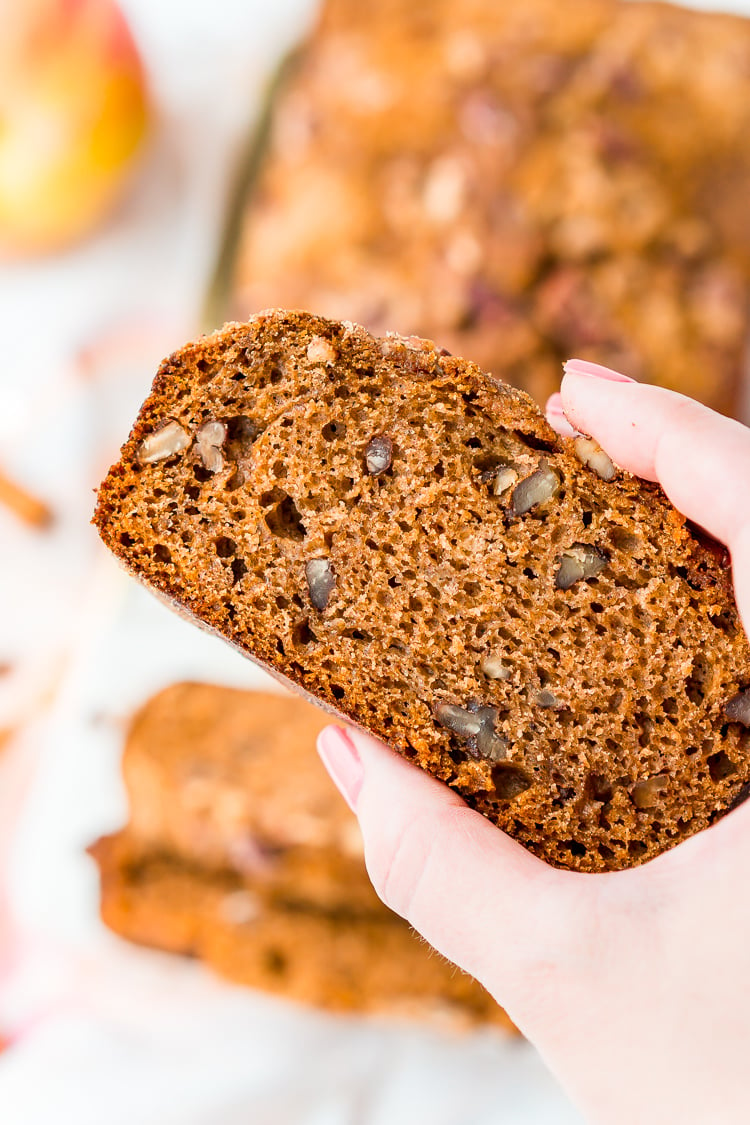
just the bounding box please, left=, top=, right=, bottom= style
left=94, top=311, right=750, bottom=872
left=229, top=0, right=750, bottom=416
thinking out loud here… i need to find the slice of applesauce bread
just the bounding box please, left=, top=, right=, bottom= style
left=94, top=310, right=750, bottom=872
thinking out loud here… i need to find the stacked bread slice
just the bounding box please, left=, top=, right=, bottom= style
left=91, top=682, right=510, bottom=1026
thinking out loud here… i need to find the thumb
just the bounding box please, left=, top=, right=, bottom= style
left=316, top=724, right=579, bottom=1001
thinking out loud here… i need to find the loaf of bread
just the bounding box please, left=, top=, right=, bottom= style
left=94, top=310, right=750, bottom=872
left=227, top=0, right=750, bottom=416
left=90, top=683, right=509, bottom=1027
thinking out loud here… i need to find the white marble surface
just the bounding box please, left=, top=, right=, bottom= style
left=1, top=0, right=748, bottom=1121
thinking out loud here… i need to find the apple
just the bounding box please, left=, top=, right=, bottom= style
left=0, top=0, right=150, bottom=256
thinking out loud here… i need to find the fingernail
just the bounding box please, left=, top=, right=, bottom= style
left=317, top=726, right=364, bottom=812
left=564, top=358, right=635, bottom=384
left=545, top=392, right=579, bottom=438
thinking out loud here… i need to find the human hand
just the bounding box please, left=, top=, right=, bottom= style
left=317, top=360, right=750, bottom=1125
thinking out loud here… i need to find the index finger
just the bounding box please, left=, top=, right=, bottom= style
left=560, top=363, right=750, bottom=560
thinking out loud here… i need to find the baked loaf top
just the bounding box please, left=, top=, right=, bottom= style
left=95, top=310, right=750, bottom=872
left=230, top=0, right=750, bottom=415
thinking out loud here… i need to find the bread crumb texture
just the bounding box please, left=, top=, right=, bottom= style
left=94, top=310, right=750, bottom=872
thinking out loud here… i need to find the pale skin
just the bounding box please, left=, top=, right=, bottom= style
left=317, top=360, right=750, bottom=1125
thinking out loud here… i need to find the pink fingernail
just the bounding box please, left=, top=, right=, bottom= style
left=545, top=392, right=579, bottom=438
left=317, top=726, right=364, bottom=811
left=564, top=358, right=635, bottom=384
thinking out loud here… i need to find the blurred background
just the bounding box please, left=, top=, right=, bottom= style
left=1, top=0, right=749, bottom=1120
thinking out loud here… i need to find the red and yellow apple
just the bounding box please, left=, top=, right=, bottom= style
left=0, top=0, right=150, bottom=256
